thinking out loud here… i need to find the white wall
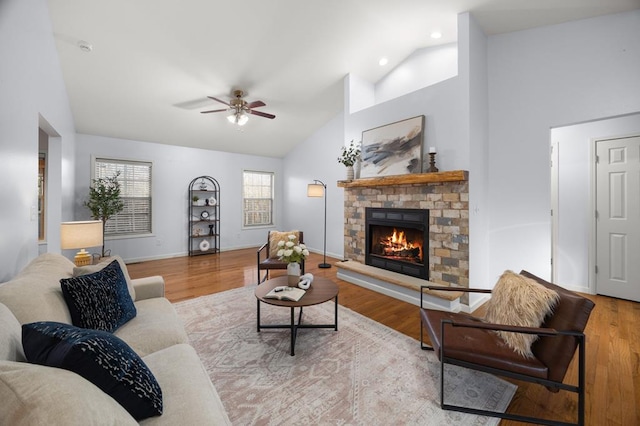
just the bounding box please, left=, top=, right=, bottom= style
left=75, top=134, right=283, bottom=262
left=347, top=76, right=468, bottom=172
left=487, top=10, right=640, bottom=284
left=0, top=0, right=76, bottom=280
left=461, top=14, right=491, bottom=302
left=282, top=113, right=345, bottom=259
left=376, top=43, right=458, bottom=105
left=552, top=113, right=640, bottom=292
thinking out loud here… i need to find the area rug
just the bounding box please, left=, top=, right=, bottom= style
left=173, top=286, right=516, bottom=425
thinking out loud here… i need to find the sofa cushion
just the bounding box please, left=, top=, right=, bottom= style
left=23, top=321, right=163, bottom=420
left=0, top=360, right=137, bottom=425
left=115, top=297, right=189, bottom=357
left=0, top=253, right=74, bottom=325
left=141, top=344, right=231, bottom=425
left=61, top=260, right=136, bottom=332
left=484, top=270, right=560, bottom=358
left=74, top=255, right=136, bottom=301
left=0, top=303, right=25, bottom=362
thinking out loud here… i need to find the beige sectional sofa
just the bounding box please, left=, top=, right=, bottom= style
left=0, top=253, right=231, bottom=425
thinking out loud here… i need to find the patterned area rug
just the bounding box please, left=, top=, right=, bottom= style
left=174, top=286, right=516, bottom=425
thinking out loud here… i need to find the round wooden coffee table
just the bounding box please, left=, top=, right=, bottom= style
left=255, top=276, right=338, bottom=356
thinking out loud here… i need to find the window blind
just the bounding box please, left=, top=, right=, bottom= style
left=94, top=158, right=152, bottom=235
left=243, top=171, right=273, bottom=227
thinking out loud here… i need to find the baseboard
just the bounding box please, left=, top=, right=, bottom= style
left=464, top=294, right=491, bottom=313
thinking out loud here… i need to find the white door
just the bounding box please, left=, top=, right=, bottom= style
left=596, top=136, right=640, bottom=301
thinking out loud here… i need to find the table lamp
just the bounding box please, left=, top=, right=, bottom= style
left=60, top=220, right=103, bottom=266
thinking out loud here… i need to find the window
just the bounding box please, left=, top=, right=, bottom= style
left=94, top=158, right=152, bottom=236
left=243, top=170, right=274, bottom=227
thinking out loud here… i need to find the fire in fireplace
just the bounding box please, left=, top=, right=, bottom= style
left=365, top=208, right=429, bottom=280
left=370, top=226, right=423, bottom=262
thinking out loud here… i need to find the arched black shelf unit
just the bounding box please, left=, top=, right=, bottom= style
left=188, top=176, right=220, bottom=256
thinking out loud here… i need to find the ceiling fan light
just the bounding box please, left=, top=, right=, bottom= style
left=227, top=111, right=249, bottom=126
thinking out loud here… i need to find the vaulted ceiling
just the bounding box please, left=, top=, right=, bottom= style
left=47, top=0, right=639, bottom=157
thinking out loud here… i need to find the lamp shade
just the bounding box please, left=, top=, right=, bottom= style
left=307, top=183, right=324, bottom=197
left=60, top=221, right=103, bottom=250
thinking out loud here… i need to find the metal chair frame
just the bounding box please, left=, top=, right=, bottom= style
left=420, top=285, right=588, bottom=426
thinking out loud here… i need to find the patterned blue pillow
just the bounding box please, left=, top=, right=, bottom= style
left=22, top=321, right=163, bottom=420
left=60, top=260, right=136, bottom=332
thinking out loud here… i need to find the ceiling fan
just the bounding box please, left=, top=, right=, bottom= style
left=201, top=89, right=275, bottom=126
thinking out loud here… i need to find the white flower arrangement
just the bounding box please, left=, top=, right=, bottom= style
left=277, top=234, right=310, bottom=264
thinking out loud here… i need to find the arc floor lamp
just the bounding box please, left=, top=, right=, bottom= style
left=307, top=179, right=331, bottom=268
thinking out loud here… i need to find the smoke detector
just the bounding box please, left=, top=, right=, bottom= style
left=77, top=40, right=93, bottom=53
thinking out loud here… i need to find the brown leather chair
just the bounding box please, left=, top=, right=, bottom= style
left=256, top=230, right=304, bottom=284
left=420, top=270, right=595, bottom=426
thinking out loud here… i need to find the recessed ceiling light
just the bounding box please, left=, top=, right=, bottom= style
left=430, top=32, right=442, bottom=39
left=378, top=57, right=388, bottom=66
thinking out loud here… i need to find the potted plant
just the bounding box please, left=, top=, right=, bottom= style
left=84, top=172, right=124, bottom=258
left=337, top=140, right=361, bottom=180
left=192, top=195, right=200, bottom=205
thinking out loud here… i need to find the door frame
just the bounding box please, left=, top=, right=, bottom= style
left=590, top=132, right=640, bottom=296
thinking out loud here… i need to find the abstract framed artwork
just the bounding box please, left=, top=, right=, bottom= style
left=359, top=115, right=424, bottom=178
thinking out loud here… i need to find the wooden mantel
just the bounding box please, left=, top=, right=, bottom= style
left=337, top=170, right=468, bottom=188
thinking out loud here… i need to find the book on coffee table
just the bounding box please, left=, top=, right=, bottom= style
left=264, top=286, right=306, bottom=302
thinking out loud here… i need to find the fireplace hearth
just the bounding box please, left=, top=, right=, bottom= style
left=365, top=208, right=429, bottom=280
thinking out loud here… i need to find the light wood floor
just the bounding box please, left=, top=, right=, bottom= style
left=126, top=248, right=639, bottom=425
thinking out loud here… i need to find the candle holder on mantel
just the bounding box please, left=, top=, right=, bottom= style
left=425, top=152, right=439, bottom=173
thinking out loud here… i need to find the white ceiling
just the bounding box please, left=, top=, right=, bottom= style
left=47, top=0, right=639, bottom=158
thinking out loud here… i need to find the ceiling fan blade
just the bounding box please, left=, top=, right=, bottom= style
left=200, top=108, right=228, bottom=114
left=246, top=100, right=266, bottom=109
left=249, top=110, right=276, bottom=119
left=207, top=96, right=231, bottom=107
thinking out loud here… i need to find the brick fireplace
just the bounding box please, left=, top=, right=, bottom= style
left=338, top=171, right=469, bottom=296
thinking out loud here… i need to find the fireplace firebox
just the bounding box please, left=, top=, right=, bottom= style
left=365, top=207, right=429, bottom=280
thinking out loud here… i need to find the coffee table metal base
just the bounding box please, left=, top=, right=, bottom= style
left=256, top=297, right=338, bottom=356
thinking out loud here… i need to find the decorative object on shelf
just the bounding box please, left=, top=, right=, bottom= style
left=188, top=176, right=220, bottom=257
left=276, top=234, right=310, bottom=286
left=360, top=115, right=424, bottom=178
left=307, top=180, right=331, bottom=269
left=425, top=146, right=439, bottom=173
left=60, top=221, right=104, bottom=266
left=337, top=140, right=360, bottom=181
left=199, top=240, right=210, bottom=252
left=346, top=166, right=354, bottom=180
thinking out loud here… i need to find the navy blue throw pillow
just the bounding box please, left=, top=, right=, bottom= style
left=60, top=259, right=136, bottom=332
left=22, top=321, right=163, bottom=420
